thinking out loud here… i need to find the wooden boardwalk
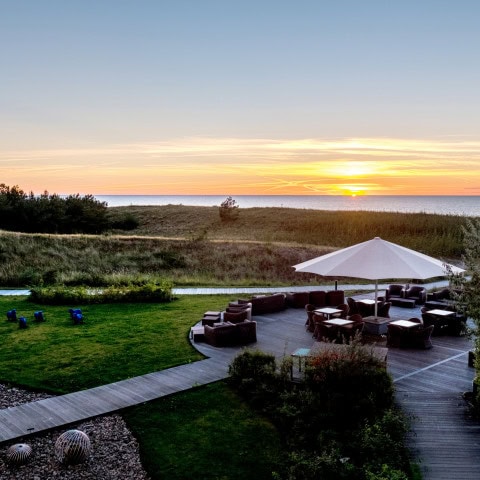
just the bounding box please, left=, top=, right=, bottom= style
left=0, top=297, right=479, bottom=479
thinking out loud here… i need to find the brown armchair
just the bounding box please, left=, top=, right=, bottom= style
left=410, top=325, right=434, bottom=349
left=404, top=286, right=427, bottom=305
left=377, top=301, right=391, bottom=318
left=385, top=284, right=405, bottom=301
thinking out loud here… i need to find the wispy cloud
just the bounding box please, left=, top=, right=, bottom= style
left=2, top=136, right=480, bottom=194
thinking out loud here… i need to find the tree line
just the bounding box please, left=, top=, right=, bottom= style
left=0, top=183, right=135, bottom=234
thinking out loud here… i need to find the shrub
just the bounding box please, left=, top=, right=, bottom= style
left=228, top=344, right=409, bottom=479
left=219, top=196, right=240, bottom=222
left=29, top=281, right=174, bottom=305
left=228, top=350, right=277, bottom=409
left=108, top=212, right=140, bottom=230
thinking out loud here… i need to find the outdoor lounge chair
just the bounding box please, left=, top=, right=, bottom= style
left=404, top=285, right=427, bottom=305
left=305, top=304, right=316, bottom=332
left=421, top=311, right=449, bottom=335
left=315, top=321, right=338, bottom=343
left=332, top=303, right=349, bottom=319
left=346, top=297, right=359, bottom=315
left=340, top=316, right=364, bottom=343
left=386, top=324, right=407, bottom=348
left=385, top=284, right=405, bottom=301
left=376, top=301, right=391, bottom=318
left=410, top=325, right=434, bottom=349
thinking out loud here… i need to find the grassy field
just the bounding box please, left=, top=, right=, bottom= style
left=0, top=205, right=467, bottom=288
left=0, top=295, right=232, bottom=393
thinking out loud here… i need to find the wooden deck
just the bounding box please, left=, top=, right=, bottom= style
left=0, top=298, right=479, bottom=479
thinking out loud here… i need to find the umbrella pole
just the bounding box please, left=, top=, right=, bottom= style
left=374, top=279, right=378, bottom=318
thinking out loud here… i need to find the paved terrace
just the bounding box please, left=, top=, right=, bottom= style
left=0, top=287, right=479, bottom=479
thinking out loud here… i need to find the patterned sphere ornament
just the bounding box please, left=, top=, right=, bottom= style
left=55, top=429, right=91, bottom=465
left=6, top=443, right=32, bottom=465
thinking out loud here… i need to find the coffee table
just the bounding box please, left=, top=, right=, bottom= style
left=314, top=307, right=342, bottom=319
left=390, top=319, right=420, bottom=328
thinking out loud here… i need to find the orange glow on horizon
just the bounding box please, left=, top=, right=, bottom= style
left=2, top=136, right=480, bottom=196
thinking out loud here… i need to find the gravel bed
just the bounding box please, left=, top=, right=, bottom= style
left=0, top=384, right=150, bottom=480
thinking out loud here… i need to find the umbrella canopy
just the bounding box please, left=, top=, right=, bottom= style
left=293, top=237, right=465, bottom=317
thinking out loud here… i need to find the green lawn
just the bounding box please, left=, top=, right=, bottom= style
left=0, top=295, right=231, bottom=393
left=124, top=382, right=281, bottom=480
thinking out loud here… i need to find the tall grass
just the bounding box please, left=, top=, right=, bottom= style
left=0, top=206, right=468, bottom=287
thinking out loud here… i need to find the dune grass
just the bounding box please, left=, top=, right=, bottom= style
left=0, top=206, right=467, bottom=288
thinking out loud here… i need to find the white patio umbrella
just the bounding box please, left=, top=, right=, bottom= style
left=293, top=237, right=465, bottom=318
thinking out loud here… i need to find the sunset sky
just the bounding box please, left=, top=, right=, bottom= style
left=2, top=1, right=480, bottom=196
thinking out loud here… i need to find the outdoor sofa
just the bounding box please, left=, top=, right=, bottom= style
left=236, top=293, right=287, bottom=315
left=204, top=320, right=257, bottom=347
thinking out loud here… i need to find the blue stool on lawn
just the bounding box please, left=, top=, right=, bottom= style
left=34, top=311, right=45, bottom=322
left=6, top=309, right=17, bottom=322
left=18, top=316, right=28, bottom=329
left=69, top=308, right=84, bottom=325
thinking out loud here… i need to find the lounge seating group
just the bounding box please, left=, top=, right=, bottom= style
left=424, top=287, right=461, bottom=311
left=200, top=302, right=257, bottom=347
left=385, top=284, right=427, bottom=307
left=421, top=308, right=466, bottom=336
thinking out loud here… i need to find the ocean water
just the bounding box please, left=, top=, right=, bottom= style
left=95, top=195, right=480, bottom=217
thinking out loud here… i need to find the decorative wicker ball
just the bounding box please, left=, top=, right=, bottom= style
left=55, top=429, right=91, bottom=465
left=6, top=443, right=32, bottom=465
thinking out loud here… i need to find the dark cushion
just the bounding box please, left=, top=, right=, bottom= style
left=235, top=320, right=257, bottom=344
left=286, top=292, right=310, bottom=308
left=223, top=310, right=248, bottom=324
left=204, top=323, right=237, bottom=347
left=309, top=291, right=326, bottom=307
left=326, top=290, right=345, bottom=306
left=249, top=293, right=286, bottom=315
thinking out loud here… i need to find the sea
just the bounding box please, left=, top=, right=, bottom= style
left=95, top=195, right=480, bottom=217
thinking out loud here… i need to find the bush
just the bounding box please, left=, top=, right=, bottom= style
left=0, top=183, right=109, bottom=234
left=29, top=281, right=174, bottom=305
left=108, top=212, right=140, bottom=230
left=219, top=196, right=240, bottom=222
left=228, top=350, right=277, bottom=409
left=228, top=345, right=411, bottom=479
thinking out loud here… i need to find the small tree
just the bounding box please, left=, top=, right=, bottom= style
left=448, top=218, right=480, bottom=406
left=219, top=196, right=240, bottom=222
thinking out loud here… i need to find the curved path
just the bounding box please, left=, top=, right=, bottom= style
left=0, top=291, right=479, bottom=479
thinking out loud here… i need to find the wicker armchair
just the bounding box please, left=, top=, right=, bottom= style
left=377, top=301, right=391, bottom=318
left=305, top=304, right=316, bottom=332
left=346, top=297, right=359, bottom=315
left=410, top=325, right=434, bottom=349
